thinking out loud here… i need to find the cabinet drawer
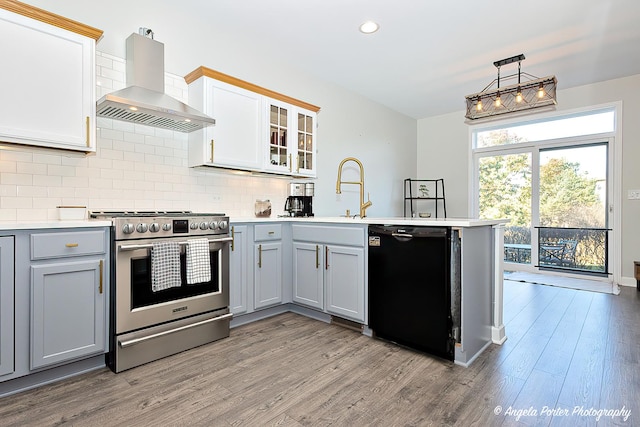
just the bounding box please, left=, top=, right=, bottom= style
left=292, top=225, right=365, bottom=247
left=31, top=231, right=106, bottom=260
left=254, top=224, right=282, bottom=241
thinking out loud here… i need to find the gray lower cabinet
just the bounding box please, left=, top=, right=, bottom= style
left=229, top=225, right=249, bottom=315
left=28, top=229, right=108, bottom=371
left=254, top=224, right=283, bottom=309
left=0, top=227, right=109, bottom=396
left=324, top=245, right=365, bottom=322
left=292, top=242, right=324, bottom=310
left=0, top=236, right=15, bottom=378
left=292, top=224, right=366, bottom=323
left=30, top=259, right=105, bottom=369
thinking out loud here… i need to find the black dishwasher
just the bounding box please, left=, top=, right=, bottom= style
left=368, top=225, right=454, bottom=361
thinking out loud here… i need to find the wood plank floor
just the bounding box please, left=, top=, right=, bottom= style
left=1, top=281, right=638, bottom=426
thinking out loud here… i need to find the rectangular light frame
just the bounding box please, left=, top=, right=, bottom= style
left=465, top=76, right=557, bottom=120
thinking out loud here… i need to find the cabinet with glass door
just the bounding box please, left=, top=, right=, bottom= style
left=264, top=99, right=317, bottom=177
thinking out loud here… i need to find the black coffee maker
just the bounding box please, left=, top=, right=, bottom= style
left=284, top=182, right=314, bottom=217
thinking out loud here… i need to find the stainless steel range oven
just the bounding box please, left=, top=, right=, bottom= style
left=90, top=211, right=232, bottom=373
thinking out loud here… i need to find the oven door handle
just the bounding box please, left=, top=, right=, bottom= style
left=119, top=312, right=234, bottom=348
left=118, top=236, right=233, bottom=251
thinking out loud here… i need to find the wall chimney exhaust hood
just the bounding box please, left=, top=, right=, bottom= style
left=97, top=29, right=215, bottom=133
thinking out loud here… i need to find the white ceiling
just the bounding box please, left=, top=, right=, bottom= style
left=189, top=0, right=640, bottom=119
left=25, top=0, right=640, bottom=120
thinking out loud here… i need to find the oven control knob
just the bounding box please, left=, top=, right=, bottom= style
left=136, top=223, right=149, bottom=233
left=162, top=223, right=171, bottom=231
left=190, top=222, right=199, bottom=230
left=149, top=223, right=160, bottom=232
left=199, top=222, right=208, bottom=230
left=218, top=220, right=228, bottom=230
left=122, top=223, right=135, bottom=234
left=209, top=221, right=218, bottom=230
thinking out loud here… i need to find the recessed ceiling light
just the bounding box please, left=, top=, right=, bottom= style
left=359, top=21, right=379, bottom=34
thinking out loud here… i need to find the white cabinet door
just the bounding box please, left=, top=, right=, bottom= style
left=0, top=236, right=14, bottom=378
left=263, top=98, right=294, bottom=175
left=188, top=77, right=262, bottom=170
left=254, top=242, right=282, bottom=309
left=229, top=225, right=249, bottom=315
left=292, top=107, right=317, bottom=177
left=0, top=9, right=96, bottom=152
left=325, top=245, right=365, bottom=322
left=30, top=259, right=105, bottom=370
left=263, top=100, right=317, bottom=177
left=292, top=242, right=324, bottom=310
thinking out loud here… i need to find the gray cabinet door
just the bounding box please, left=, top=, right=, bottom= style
left=30, top=259, right=105, bottom=370
left=254, top=242, right=282, bottom=309
left=325, top=245, right=365, bottom=322
left=292, top=242, right=324, bottom=310
left=229, top=225, right=248, bottom=315
left=0, top=236, right=15, bottom=377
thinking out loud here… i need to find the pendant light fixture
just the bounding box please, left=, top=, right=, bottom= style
left=464, top=54, right=557, bottom=120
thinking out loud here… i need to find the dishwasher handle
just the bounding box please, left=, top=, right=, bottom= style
left=391, top=232, right=414, bottom=239
left=370, top=225, right=448, bottom=239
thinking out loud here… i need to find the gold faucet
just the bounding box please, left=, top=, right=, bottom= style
left=336, top=157, right=372, bottom=218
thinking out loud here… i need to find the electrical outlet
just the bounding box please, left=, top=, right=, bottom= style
left=628, top=190, right=640, bottom=200
left=211, top=195, right=222, bottom=201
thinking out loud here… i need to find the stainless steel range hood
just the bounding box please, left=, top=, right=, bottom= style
left=97, top=30, right=215, bottom=133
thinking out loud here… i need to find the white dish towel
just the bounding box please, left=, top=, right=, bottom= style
left=186, top=238, right=211, bottom=284
left=151, top=241, right=182, bottom=292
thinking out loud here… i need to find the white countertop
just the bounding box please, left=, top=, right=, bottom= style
left=0, top=220, right=112, bottom=231
left=230, top=216, right=508, bottom=227
left=0, top=216, right=507, bottom=231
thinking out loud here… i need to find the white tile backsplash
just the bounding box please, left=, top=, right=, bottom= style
left=0, top=51, right=288, bottom=220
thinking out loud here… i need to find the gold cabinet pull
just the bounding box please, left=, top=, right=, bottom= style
left=289, top=153, right=292, bottom=172
left=268, top=231, right=275, bottom=235
left=296, top=154, right=300, bottom=173
left=65, top=243, right=79, bottom=248
left=258, top=244, right=262, bottom=268
left=315, top=245, right=319, bottom=269
left=99, top=260, right=103, bottom=294
left=231, top=226, right=236, bottom=251
left=210, top=139, right=214, bottom=162
left=325, top=246, right=329, bottom=270
left=85, top=116, right=90, bottom=147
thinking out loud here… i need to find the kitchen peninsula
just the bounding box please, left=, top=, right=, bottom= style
left=229, top=216, right=507, bottom=367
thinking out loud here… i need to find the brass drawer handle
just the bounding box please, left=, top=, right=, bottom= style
left=86, top=116, right=90, bottom=147
left=99, top=260, right=103, bottom=294
left=65, top=243, right=79, bottom=248
left=231, top=226, right=235, bottom=251
left=258, top=244, right=262, bottom=268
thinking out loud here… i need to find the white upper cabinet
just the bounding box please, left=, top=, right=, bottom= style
left=262, top=99, right=317, bottom=177
left=0, top=2, right=102, bottom=152
left=187, top=74, right=263, bottom=170
left=186, top=66, right=319, bottom=177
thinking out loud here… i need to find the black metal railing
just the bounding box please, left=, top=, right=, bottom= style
left=536, top=226, right=609, bottom=274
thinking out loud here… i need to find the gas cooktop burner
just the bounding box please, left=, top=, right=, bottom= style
left=89, top=210, right=226, bottom=218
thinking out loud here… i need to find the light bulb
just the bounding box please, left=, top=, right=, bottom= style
left=476, top=99, right=483, bottom=111
left=537, top=83, right=545, bottom=98
left=359, top=21, right=379, bottom=34
left=495, top=93, right=501, bottom=107
left=516, top=87, right=523, bottom=103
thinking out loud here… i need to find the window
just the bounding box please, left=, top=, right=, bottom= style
left=472, top=107, right=616, bottom=277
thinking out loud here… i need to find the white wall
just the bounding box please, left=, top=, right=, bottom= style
left=0, top=2, right=417, bottom=220
left=417, top=74, right=640, bottom=281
